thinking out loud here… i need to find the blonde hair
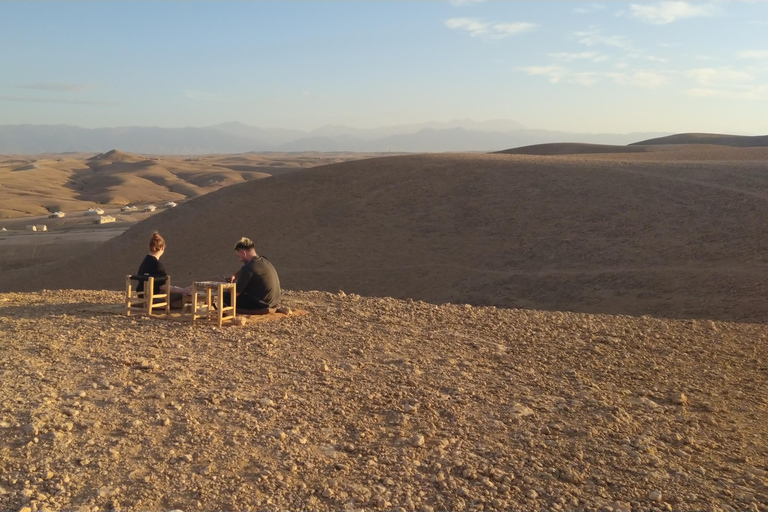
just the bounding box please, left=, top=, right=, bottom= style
left=149, top=232, right=165, bottom=252
left=234, top=236, right=254, bottom=251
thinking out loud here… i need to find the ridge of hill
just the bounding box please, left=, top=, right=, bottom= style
left=87, top=149, right=145, bottom=166
left=498, top=133, right=768, bottom=156
left=497, top=143, right=768, bottom=162
left=5, top=150, right=768, bottom=322
left=495, top=143, right=652, bottom=156
left=631, top=133, right=768, bottom=147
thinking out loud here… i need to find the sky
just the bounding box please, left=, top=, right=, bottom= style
left=1, top=1, right=767, bottom=135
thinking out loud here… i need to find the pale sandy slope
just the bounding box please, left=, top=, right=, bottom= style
left=0, top=289, right=766, bottom=512
left=4, top=148, right=768, bottom=322
left=0, top=150, right=387, bottom=218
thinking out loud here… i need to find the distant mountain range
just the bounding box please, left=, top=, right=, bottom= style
left=0, top=121, right=671, bottom=154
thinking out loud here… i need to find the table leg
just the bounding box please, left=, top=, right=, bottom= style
left=217, top=285, right=224, bottom=328
left=125, top=279, right=132, bottom=316
left=192, top=285, right=199, bottom=323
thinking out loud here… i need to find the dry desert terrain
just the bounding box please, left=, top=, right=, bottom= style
left=0, top=150, right=389, bottom=219
left=1, top=288, right=766, bottom=512
left=0, top=150, right=391, bottom=274
left=1, top=141, right=768, bottom=512
left=5, top=145, right=768, bottom=322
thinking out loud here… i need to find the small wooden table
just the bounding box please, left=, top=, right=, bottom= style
left=191, top=281, right=236, bottom=327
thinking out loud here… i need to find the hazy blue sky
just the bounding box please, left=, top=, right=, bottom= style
left=2, top=1, right=767, bottom=134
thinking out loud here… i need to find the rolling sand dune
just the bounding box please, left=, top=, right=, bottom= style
left=0, top=150, right=388, bottom=218
left=4, top=148, right=768, bottom=322
left=87, top=149, right=145, bottom=165
left=0, top=157, right=89, bottom=218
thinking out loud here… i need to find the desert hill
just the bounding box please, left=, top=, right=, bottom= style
left=0, top=151, right=383, bottom=218
left=0, top=156, right=89, bottom=218
left=496, top=143, right=652, bottom=156
left=498, top=134, right=768, bottom=157
left=631, top=132, right=768, bottom=147
left=5, top=148, right=768, bottom=322
left=87, top=149, right=145, bottom=165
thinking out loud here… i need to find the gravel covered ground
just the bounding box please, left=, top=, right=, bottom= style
left=1, top=289, right=767, bottom=512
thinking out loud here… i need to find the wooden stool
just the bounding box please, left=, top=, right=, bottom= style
left=191, top=281, right=236, bottom=328
left=125, top=274, right=171, bottom=317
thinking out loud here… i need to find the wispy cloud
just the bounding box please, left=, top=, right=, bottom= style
left=629, top=1, right=717, bottom=25
left=520, top=66, right=668, bottom=88
left=449, top=0, right=484, bottom=6
left=574, top=30, right=633, bottom=50
left=521, top=66, right=607, bottom=86
left=521, top=66, right=569, bottom=83
left=614, top=70, right=669, bottom=88
left=524, top=49, right=763, bottom=99
left=574, top=3, right=606, bottom=14
left=183, top=90, right=224, bottom=101
left=0, top=95, right=118, bottom=105
left=738, top=50, right=768, bottom=60
left=547, top=52, right=608, bottom=63
left=573, top=30, right=668, bottom=64
left=18, top=82, right=98, bottom=92
left=683, top=86, right=766, bottom=100
left=445, top=17, right=537, bottom=39
left=685, top=67, right=753, bottom=86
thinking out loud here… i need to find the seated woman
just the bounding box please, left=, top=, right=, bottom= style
left=136, top=231, right=192, bottom=307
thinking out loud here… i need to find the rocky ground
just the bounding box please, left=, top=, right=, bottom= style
left=1, top=289, right=767, bottom=512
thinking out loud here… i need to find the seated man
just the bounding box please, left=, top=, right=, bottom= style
left=223, top=237, right=281, bottom=311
